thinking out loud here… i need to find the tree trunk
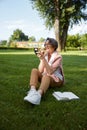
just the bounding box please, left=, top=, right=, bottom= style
left=54, top=18, right=69, bottom=51
left=54, top=19, right=61, bottom=51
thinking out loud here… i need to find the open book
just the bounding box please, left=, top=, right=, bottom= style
left=52, top=91, right=79, bottom=101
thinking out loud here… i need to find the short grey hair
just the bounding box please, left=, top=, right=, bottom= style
left=45, top=37, right=58, bottom=50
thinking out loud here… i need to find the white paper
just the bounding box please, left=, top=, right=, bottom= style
left=52, top=91, right=79, bottom=101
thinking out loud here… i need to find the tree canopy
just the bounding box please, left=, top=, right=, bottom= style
left=30, top=0, right=87, bottom=51
left=9, top=29, right=29, bottom=42
left=29, top=36, right=36, bottom=42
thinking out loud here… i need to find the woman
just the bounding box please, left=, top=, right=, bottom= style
left=24, top=37, right=64, bottom=105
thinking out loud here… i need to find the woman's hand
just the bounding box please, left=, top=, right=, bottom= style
left=37, top=50, right=45, bottom=60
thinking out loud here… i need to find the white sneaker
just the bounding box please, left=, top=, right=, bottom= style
left=24, top=88, right=36, bottom=100
left=24, top=89, right=41, bottom=105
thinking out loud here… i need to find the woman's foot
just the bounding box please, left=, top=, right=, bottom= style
left=24, top=88, right=41, bottom=105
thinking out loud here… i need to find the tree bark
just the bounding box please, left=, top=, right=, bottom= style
left=61, top=23, right=69, bottom=51
left=54, top=18, right=69, bottom=51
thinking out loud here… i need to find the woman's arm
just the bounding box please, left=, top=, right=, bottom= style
left=37, top=51, right=62, bottom=74
left=41, top=58, right=53, bottom=74
left=38, top=60, right=44, bottom=73
left=37, top=51, right=53, bottom=74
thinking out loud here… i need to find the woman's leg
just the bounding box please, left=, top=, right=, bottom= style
left=24, top=68, right=42, bottom=105
left=29, top=68, right=42, bottom=89
left=39, top=75, right=51, bottom=94
left=39, top=75, right=63, bottom=94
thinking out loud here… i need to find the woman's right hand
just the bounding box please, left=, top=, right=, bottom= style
left=37, top=50, right=45, bottom=60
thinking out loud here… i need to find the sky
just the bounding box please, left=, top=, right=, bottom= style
left=0, top=0, right=87, bottom=41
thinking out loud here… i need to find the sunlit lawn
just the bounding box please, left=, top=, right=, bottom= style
left=0, top=49, right=87, bottom=130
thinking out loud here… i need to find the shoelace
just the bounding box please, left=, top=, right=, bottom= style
left=27, top=89, right=36, bottom=95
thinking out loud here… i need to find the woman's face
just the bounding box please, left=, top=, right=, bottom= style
left=44, top=40, right=55, bottom=54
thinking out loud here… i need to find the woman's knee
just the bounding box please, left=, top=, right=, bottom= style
left=32, top=68, right=38, bottom=72
left=31, top=68, right=42, bottom=78
left=30, top=68, right=38, bottom=76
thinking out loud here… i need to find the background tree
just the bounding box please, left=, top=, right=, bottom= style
left=79, top=33, right=87, bottom=48
left=0, top=40, right=7, bottom=47
left=29, top=36, right=36, bottom=42
left=66, top=33, right=87, bottom=49
left=30, top=0, right=87, bottom=51
left=38, top=37, right=45, bottom=42
left=9, top=29, right=28, bottom=42
left=66, top=34, right=81, bottom=48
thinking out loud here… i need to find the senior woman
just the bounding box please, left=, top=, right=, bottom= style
left=24, top=37, right=64, bottom=105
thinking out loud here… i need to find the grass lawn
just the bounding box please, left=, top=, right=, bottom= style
left=0, top=50, right=87, bottom=130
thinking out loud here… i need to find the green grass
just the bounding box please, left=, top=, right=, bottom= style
left=0, top=50, right=87, bottom=130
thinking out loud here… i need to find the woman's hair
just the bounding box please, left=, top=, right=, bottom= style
left=45, top=37, right=58, bottom=50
